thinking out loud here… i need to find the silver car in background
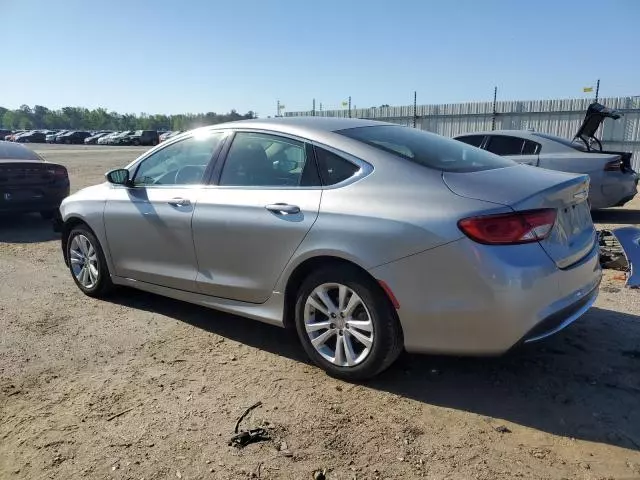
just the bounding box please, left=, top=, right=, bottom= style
left=58, top=118, right=602, bottom=379
left=455, top=103, right=638, bottom=209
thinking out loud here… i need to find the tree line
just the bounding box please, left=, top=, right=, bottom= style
left=0, top=105, right=256, bottom=131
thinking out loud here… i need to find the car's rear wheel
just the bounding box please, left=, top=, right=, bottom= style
left=294, top=266, right=403, bottom=380
left=66, top=226, right=113, bottom=297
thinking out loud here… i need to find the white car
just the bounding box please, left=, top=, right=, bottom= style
left=455, top=103, right=637, bottom=209
left=97, top=132, right=121, bottom=145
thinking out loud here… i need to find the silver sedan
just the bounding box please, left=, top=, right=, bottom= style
left=59, top=118, right=602, bottom=379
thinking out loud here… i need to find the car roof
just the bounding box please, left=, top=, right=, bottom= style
left=209, top=116, right=393, bottom=135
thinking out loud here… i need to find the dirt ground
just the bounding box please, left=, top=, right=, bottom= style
left=1, top=144, right=639, bottom=480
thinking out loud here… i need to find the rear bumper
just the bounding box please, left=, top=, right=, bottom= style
left=369, top=237, right=602, bottom=355
left=0, top=187, right=69, bottom=214
left=591, top=173, right=638, bottom=209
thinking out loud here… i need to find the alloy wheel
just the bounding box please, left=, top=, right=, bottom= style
left=69, top=234, right=100, bottom=289
left=303, top=283, right=374, bottom=367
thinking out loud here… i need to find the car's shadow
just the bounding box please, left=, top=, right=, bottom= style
left=592, top=208, right=640, bottom=225
left=0, top=214, right=60, bottom=243
left=106, top=289, right=640, bottom=452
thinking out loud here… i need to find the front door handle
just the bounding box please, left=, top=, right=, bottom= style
left=168, top=198, right=191, bottom=207
left=265, top=203, right=300, bottom=214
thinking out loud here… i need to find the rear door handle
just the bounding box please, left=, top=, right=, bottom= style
left=168, top=198, right=191, bottom=207
left=265, top=203, right=300, bottom=214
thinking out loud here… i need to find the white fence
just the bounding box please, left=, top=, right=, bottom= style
left=286, top=96, right=640, bottom=169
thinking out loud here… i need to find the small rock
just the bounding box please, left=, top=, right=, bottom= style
left=580, top=462, right=591, bottom=470
left=397, top=457, right=405, bottom=462
left=147, top=442, right=155, bottom=447
left=209, top=468, right=214, bottom=473
left=279, top=441, right=288, bottom=451
left=313, top=470, right=326, bottom=480
left=335, top=385, right=343, bottom=391
left=176, top=470, right=182, bottom=479
left=205, top=460, right=211, bottom=464
left=230, top=355, right=237, bottom=361
left=112, top=466, right=117, bottom=471
left=494, top=425, right=511, bottom=433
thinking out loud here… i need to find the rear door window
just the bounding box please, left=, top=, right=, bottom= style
left=338, top=125, right=514, bottom=173
left=455, top=135, right=485, bottom=148
left=485, top=135, right=526, bottom=156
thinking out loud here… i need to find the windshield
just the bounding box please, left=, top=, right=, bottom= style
left=531, top=132, right=587, bottom=152
left=134, top=130, right=143, bottom=135
left=338, top=125, right=515, bottom=173
left=0, top=142, right=43, bottom=160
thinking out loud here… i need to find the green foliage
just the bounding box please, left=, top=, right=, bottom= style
left=0, top=105, right=255, bottom=131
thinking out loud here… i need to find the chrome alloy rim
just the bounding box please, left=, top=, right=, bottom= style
left=69, top=234, right=99, bottom=289
left=304, top=283, right=374, bottom=367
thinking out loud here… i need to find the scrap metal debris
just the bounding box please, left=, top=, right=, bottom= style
left=599, top=230, right=629, bottom=271
left=228, top=428, right=270, bottom=448
left=228, top=401, right=270, bottom=448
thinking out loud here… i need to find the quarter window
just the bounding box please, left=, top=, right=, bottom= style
left=219, top=132, right=313, bottom=187
left=485, top=135, right=526, bottom=156
left=132, top=131, right=224, bottom=186
left=522, top=140, right=541, bottom=155
left=314, top=147, right=360, bottom=186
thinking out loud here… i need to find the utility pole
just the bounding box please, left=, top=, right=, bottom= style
left=276, top=100, right=280, bottom=117
left=319, top=102, right=323, bottom=112
left=348, top=96, right=352, bottom=118
left=312, top=99, right=316, bottom=116
left=491, top=86, right=498, bottom=131
left=413, top=91, right=417, bottom=128
left=595, top=79, right=600, bottom=103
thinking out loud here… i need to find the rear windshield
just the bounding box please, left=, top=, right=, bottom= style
left=0, top=142, right=42, bottom=160
left=338, top=125, right=514, bottom=172
left=531, top=132, right=587, bottom=152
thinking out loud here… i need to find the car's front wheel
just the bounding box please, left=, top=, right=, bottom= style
left=294, top=266, right=403, bottom=380
left=66, top=226, right=113, bottom=297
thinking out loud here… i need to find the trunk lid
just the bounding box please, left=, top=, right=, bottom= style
left=574, top=102, right=621, bottom=149
left=443, top=165, right=595, bottom=269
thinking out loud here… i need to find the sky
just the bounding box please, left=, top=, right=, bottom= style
left=2, top=0, right=639, bottom=117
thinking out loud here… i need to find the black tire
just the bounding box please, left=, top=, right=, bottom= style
left=66, top=225, right=114, bottom=298
left=40, top=210, right=55, bottom=220
left=65, top=139, right=71, bottom=145
left=294, top=265, right=403, bottom=381
left=133, top=139, right=140, bottom=146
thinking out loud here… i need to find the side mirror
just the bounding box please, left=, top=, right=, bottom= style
left=106, top=168, right=131, bottom=185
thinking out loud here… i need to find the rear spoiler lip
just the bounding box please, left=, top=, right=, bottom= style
left=611, top=227, right=640, bottom=288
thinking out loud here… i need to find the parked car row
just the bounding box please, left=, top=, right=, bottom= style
left=1, top=129, right=171, bottom=146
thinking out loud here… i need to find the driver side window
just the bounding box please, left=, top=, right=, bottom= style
left=133, top=132, right=224, bottom=186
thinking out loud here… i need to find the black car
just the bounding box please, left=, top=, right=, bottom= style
left=56, top=131, right=92, bottom=144
left=16, top=131, right=47, bottom=143
left=118, top=130, right=159, bottom=146
left=0, top=129, right=12, bottom=140
left=0, top=141, right=70, bottom=219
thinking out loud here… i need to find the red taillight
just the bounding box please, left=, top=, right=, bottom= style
left=458, top=209, right=557, bottom=245
left=604, top=159, right=623, bottom=172
left=48, top=165, right=68, bottom=179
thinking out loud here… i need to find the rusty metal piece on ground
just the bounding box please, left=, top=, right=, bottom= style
left=599, top=230, right=629, bottom=271
left=610, top=227, right=640, bottom=288
left=228, top=428, right=270, bottom=448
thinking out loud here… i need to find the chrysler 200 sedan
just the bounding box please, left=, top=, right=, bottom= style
left=58, top=118, right=602, bottom=380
